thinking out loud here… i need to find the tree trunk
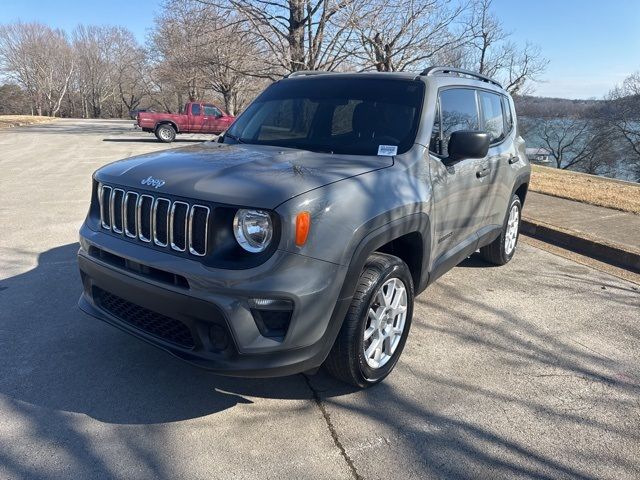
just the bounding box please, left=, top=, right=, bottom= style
left=222, top=89, right=235, bottom=115
left=288, top=0, right=307, bottom=71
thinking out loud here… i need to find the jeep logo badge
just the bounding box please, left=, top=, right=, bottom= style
left=141, top=176, right=166, bottom=189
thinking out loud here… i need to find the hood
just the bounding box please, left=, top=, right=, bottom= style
left=94, top=142, right=392, bottom=208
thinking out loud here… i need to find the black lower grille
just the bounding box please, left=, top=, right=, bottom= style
left=93, top=287, right=195, bottom=348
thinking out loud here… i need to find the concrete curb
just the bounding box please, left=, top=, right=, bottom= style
left=521, top=217, right=640, bottom=274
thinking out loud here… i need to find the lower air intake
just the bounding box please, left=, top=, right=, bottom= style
left=93, top=287, right=195, bottom=349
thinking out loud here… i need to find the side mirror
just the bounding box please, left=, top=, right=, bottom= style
left=445, top=130, right=490, bottom=164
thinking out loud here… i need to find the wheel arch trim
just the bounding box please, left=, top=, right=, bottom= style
left=511, top=172, right=531, bottom=205
left=155, top=120, right=179, bottom=133
left=311, top=212, right=431, bottom=369
left=340, top=212, right=431, bottom=301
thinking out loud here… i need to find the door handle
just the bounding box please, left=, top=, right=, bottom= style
left=508, top=155, right=519, bottom=164
left=476, top=168, right=490, bottom=178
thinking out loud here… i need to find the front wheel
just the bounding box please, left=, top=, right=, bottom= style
left=155, top=124, right=176, bottom=143
left=479, top=194, right=522, bottom=265
left=324, top=253, right=414, bottom=388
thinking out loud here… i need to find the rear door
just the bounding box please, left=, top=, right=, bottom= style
left=429, top=87, right=490, bottom=263
left=478, top=91, right=513, bottom=228
left=203, top=104, right=226, bottom=133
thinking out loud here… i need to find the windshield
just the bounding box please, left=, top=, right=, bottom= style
left=224, top=76, right=424, bottom=156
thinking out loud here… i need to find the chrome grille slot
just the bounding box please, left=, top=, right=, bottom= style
left=97, top=184, right=210, bottom=258
left=99, top=185, right=112, bottom=229
left=189, top=205, right=210, bottom=256
left=137, top=195, right=154, bottom=242
left=170, top=201, right=189, bottom=252
left=110, top=188, right=125, bottom=234
left=124, top=192, right=139, bottom=238
left=153, top=198, right=171, bottom=247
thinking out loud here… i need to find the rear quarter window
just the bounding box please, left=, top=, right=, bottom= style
left=503, top=96, right=514, bottom=132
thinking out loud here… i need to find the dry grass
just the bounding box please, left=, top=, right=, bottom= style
left=530, top=165, right=640, bottom=215
left=0, top=115, right=55, bottom=128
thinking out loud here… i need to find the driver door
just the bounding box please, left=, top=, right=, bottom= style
left=429, top=87, right=491, bottom=267
left=203, top=104, right=226, bottom=133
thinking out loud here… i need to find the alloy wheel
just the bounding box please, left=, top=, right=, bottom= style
left=363, top=277, right=408, bottom=369
left=504, top=203, right=520, bottom=255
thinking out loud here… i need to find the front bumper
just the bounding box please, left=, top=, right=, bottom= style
left=78, top=226, right=351, bottom=377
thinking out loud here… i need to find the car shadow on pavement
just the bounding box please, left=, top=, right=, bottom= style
left=456, top=253, right=497, bottom=268
left=0, top=243, right=357, bottom=427
left=2, top=243, right=638, bottom=479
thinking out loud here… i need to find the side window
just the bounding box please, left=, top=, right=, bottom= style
left=191, top=103, right=201, bottom=116
left=204, top=105, right=222, bottom=117
left=503, top=96, right=513, bottom=132
left=429, top=99, right=441, bottom=153
left=479, top=91, right=505, bottom=143
left=439, top=88, right=479, bottom=156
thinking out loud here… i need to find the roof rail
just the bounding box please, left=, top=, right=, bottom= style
left=285, top=70, right=333, bottom=78
left=420, top=66, right=502, bottom=88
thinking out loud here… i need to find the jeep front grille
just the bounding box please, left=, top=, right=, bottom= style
left=98, top=183, right=210, bottom=256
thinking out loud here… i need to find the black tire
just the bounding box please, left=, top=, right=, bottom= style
left=324, top=253, right=414, bottom=388
left=479, top=194, right=522, bottom=265
left=155, top=124, right=176, bottom=143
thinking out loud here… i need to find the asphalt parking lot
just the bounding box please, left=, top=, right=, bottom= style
left=1, top=119, right=638, bottom=479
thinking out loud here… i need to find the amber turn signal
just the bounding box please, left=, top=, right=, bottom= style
left=295, top=211, right=311, bottom=246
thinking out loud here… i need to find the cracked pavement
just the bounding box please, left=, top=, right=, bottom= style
left=1, top=119, right=639, bottom=479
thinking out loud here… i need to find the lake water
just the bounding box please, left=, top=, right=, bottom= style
left=520, top=117, right=639, bottom=182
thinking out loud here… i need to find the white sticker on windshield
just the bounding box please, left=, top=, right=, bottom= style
left=378, top=145, right=398, bottom=156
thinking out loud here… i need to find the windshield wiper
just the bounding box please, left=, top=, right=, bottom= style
left=289, top=144, right=334, bottom=154
left=224, top=132, right=245, bottom=144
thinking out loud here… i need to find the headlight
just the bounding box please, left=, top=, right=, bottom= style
left=233, top=209, right=273, bottom=253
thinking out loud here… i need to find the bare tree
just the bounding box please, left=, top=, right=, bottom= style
left=346, top=0, right=466, bottom=72
left=523, top=117, right=615, bottom=171
left=198, top=17, right=267, bottom=114
left=0, top=83, right=30, bottom=114
left=150, top=0, right=213, bottom=102
left=73, top=25, right=114, bottom=117
left=155, top=0, right=265, bottom=114
left=111, top=30, right=148, bottom=116
left=607, top=73, right=640, bottom=163
left=71, top=25, right=147, bottom=118
left=462, top=0, right=547, bottom=94
left=202, top=0, right=356, bottom=76
left=0, top=22, right=74, bottom=116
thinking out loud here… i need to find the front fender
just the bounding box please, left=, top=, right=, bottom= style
left=275, top=162, right=432, bottom=266
left=338, top=212, right=431, bottom=299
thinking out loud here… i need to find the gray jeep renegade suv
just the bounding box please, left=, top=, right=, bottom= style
left=78, top=67, right=530, bottom=387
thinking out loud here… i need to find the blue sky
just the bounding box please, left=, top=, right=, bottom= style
left=1, top=0, right=638, bottom=99
left=489, top=0, right=640, bottom=98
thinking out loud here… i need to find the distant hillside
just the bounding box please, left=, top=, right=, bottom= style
left=514, top=95, right=603, bottom=118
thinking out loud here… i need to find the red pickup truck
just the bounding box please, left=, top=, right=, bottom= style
left=136, top=102, right=236, bottom=143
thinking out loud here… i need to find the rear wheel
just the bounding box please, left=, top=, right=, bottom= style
left=324, top=253, right=414, bottom=388
left=155, top=124, right=176, bottom=143
left=479, top=194, right=522, bottom=265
